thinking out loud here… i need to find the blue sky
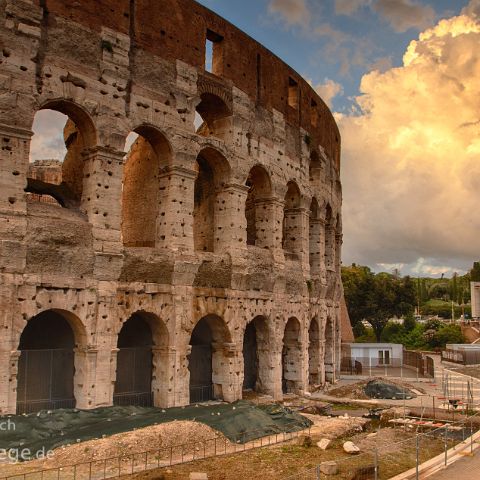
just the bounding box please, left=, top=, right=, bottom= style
left=197, top=0, right=470, bottom=113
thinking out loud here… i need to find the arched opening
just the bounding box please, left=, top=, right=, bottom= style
left=189, top=314, right=231, bottom=403
left=195, top=93, right=232, bottom=141
left=309, top=151, right=322, bottom=190
left=282, top=181, right=302, bottom=259
left=114, top=313, right=155, bottom=407
left=308, top=318, right=321, bottom=386
left=122, top=126, right=171, bottom=247
left=309, top=197, right=321, bottom=275
left=17, top=310, right=77, bottom=413
left=282, top=317, right=302, bottom=394
left=245, top=165, right=272, bottom=248
left=193, top=148, right=230, bottom=252
left=242, top=316, right=269, bottom=392
left=325, top=204, right=335, bottom=271
left=28, top=102, right=96, bottom=208
left=324, top=317, right=335, bottom=383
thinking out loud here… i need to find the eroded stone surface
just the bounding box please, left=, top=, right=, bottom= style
left=0, top=0, right=342, bottom=414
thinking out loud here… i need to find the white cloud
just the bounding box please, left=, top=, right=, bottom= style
left=267, top=0, right=309, bottom=26
left=373, top=0, right=436, bottom=32
left=339, top=9, right=480, bottom=273
left=30, top=110, right=67, bottom=162
left=314, top=78, right=344, bottom=107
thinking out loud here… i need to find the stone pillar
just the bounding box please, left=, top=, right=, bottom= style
left=309, top=218, right=324, bottom=277
left=108, top=347, right=119, bottom=406
left=211, top=341, right=242, bottom=402
left=177, top=344, right=192, bottom=406
left=73, top=346, right=99, bottom=409
left=215, top=183, right=249, bottom=253
left=152, top=346, right=176, bottom=408
left=0, top=125, right=31, bottom=273
left=283, top=207, right=308, bottom=264
left=157, top=166, right=196, bottom=252
left=0, top=350, right=20, bottom=414
left=270, top=199, right=286, bottom=263
left=81, top=147, right=124, bottom=279
left=257, top=345, right=283, bottom=401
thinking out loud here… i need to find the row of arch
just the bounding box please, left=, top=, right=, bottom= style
left=16, top=309, right=335, bottom=413
left=27, top=99, right=341, bottom=269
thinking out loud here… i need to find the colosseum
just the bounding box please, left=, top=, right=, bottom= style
left=0, top=0, right=342, bottom=414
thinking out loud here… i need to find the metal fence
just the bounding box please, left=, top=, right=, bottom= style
left=340, top=355, right=434, bottom=380
left=16, top=349, right=75, bottom=414
left=284, top=410, right=480, bottom=480
left=0, top=422, right=309, bottom=480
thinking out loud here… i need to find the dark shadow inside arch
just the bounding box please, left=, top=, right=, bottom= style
left=282, top=317, right=301, bottom=394
left=325, top=317, right=334, bottom=383
left=242, top=316, right=269, bottom=392
left=189, top=314, right=230, bottom=403
left=17, top=311, right=76, bottom=414
left=308, top=318, right=321, bottom=386
left=114, top=313, right=154, bottom=407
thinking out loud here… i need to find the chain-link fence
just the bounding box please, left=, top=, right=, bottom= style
left=283, top=410, right=480, bottom=480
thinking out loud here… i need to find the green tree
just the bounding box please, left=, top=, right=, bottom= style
left=471, top=262, right=480, bottom=282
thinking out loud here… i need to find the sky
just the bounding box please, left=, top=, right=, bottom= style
left=30, top=0, right=480, bottom=278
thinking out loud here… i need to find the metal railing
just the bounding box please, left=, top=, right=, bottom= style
left=284, top=410, right=480, bottom=480
left=0, top=422, right=309, bottom=480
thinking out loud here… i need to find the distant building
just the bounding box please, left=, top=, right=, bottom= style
left=343, top=343, right=403, bottom=368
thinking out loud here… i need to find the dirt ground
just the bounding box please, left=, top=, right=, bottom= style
left=0, top=421, right=226, bottom=478
left=126, top=425, right=445, bottom=480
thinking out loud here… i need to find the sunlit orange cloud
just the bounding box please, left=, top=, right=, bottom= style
left=338, top=4, right=480, bottom=274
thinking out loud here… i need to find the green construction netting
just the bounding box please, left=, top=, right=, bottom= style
left=1, top=401, right=311, bottom=457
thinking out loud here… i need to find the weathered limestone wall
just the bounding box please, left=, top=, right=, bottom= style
left=0, top=0, right=343, bottom=414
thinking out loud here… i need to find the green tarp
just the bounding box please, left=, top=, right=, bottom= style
left=1, top=401, right=311, bottom=458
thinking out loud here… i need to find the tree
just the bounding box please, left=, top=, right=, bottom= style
left=471, top=262, right=480, bottom=282
left=342, top=266, right=416, bottom=341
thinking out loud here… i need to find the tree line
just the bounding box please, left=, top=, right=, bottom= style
left=342, top=263, right=475, bottom=349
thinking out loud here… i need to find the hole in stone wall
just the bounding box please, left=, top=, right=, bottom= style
left=282, top=317, right=301, bottom=394
left=28, top=108, right=90, bottom=208
left=195, top=93, right=232, bottom=141
left=308, top=317, right=321, bottom=386
left=288, top=77, right=299, bottom=109
left=205, top=29, right=224, bottom=75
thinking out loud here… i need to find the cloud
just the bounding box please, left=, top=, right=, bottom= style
left=373, top=0, right=436, bottom=32
left=462, top=0, right=480, bottom=18
left=30, top=110, right=67, bottom=162
left=334, top=0, right=372, bottom=16
left=314, top=78, right=344, bottom=107
left=339, top=9, right=480, bottom=273
left=267, top=0, right=309, bottom=26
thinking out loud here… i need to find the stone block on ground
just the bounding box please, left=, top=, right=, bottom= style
left=320, top=461, right=338, bottom=475
left=190, top=473, right=208, bottom=480
left=317, top=438, right=331, bottom=450
left=343, top=441, right=360, bottom=454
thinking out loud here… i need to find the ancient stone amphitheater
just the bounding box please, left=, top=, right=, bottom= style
left=0, top=0, right=342, bottom=414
